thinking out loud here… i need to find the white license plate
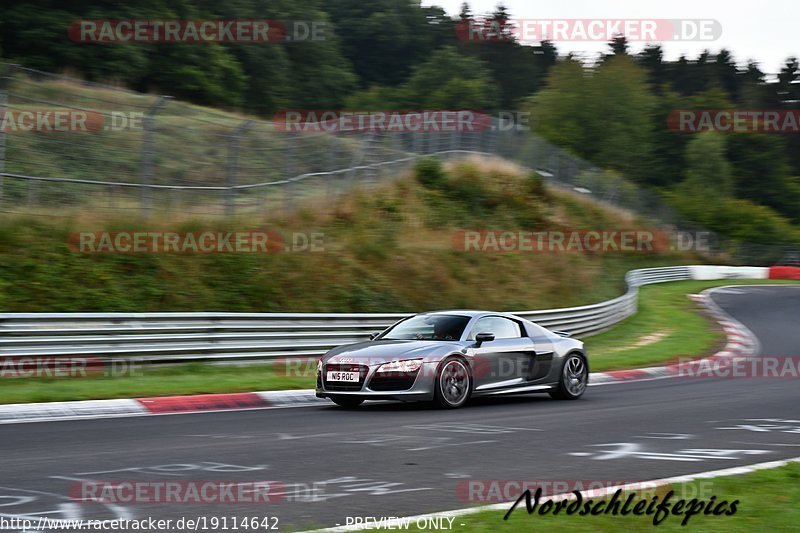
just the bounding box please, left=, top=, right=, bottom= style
left=326, top=371, right=358, bottom=382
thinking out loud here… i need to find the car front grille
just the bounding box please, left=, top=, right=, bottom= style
left=368, top=371, right=419, bottom=391
left=323, top=363, right=368, bottom=391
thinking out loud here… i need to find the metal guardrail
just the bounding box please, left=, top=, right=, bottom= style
left=0, top=266, right=693, bottom=364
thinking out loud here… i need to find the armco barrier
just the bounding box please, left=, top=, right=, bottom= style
left=0, top=265, right=761, bottom=365
left=769, top=266, right=800, bottom=279
left=689, top=266, right=769, bottom=280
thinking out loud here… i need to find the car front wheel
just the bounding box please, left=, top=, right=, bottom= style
left=433, top=356, right=472, bottom=408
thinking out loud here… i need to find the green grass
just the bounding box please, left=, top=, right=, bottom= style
left=0, top=363, right=310, bottom=404
left=2, top=279, right=798, bottom=405
left=399, top=461, right=800, bottom=532
left=0, top=159, right=694, bottom=313
left=584, top=279, right=800, bottom=371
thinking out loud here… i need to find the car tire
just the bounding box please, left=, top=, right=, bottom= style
left=433, top=356, right=472, bottom=408
left=549, top=353, right=588, bottom=400
left=330, top=396, right=364, bottom=408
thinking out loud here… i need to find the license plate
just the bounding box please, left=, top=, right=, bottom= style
left=326, top=371, right=358, bottom=382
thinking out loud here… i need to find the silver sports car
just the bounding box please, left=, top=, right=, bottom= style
left=315, top=310, right=588, bottom=408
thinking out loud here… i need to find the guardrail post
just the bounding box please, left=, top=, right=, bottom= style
left=226, top=120, right=253, bottom=217
left=139, top=96, right=169, bottom=217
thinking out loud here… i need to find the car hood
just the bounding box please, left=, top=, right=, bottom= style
left=323, top=339, right=461, bottom=365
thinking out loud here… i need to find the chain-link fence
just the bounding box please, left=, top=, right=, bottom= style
left=0, top=63, right=797, bottom=264
left=0, top=64, right=497, bottom=218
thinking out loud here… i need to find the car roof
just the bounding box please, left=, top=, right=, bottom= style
left=424, top=310, right=520, bottom=319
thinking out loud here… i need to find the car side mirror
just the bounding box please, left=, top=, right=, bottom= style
left=369, top=332, right=380, bottom=340
left=475, top=332, right=495, bottom=346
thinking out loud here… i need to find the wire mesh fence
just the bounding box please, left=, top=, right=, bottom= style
left=0, top=63, right=797, bottom=264
left=0, top=64, right=547, bottom=217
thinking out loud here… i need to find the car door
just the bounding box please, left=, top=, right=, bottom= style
left=467, top=316, right=537, bottom=391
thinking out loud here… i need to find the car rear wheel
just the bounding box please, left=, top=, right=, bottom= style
left=549, top=353, right=588, bottom=400
left=433, top=356, right=472, bottom=408
left=330, top=396, right=364, bottom=408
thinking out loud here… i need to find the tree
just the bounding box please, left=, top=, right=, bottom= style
left=682, top=132, right=733, bottom=199
left=647, top=87, right=689, bottom=187
left=458, top=2, right=472, bottom=20
left=605, top=35, right=629, bottom=60
left=714, top=49, right=740, bottom=101
left=585, top=56, right=656, bottom=181
left=404, top=46, right=498, bottom=110
left=637, top=44, right=667, bottom=92
left=322, top=0, right=444, bottom=87
left=727, top=134, right=800, bottom=220
left=738, top=60, right=767, bottom=107
left=526, top=58, right=588, bottom=152
left=671, top=55, right=694, bottom=96
left=775, top=57, right=800, bottom=107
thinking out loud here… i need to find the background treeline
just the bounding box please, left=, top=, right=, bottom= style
left=1, top=1, right=799, bottom=243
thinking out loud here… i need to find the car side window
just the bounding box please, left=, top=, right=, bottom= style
left=471, top=316, right=522, bottom=339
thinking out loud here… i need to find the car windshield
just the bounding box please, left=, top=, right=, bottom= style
left=380, top=314, right=470, bottom=341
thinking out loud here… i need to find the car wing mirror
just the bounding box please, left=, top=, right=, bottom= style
left=475, top=332, right=495, bottom=346
left=369, top=332, right=380, bottom=340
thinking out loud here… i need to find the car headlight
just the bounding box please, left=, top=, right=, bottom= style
left=376, top=359, right=424, bottom=373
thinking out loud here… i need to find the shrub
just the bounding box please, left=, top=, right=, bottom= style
left=414, top=157, right=446, bottom=189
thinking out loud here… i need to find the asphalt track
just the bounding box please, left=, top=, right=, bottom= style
left=1, top=286, right=799, bottom=531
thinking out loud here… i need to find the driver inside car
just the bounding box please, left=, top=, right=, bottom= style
left=433, top=318, right=458, bottom=340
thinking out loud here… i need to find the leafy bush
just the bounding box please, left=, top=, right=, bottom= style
left=414, top=157, right=446, bottom=189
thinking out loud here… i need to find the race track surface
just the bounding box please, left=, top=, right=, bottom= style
left=1, top=286, right=799, bottom=530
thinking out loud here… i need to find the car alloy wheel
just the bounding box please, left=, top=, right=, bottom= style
left=434, top=357, right=472, bottom=408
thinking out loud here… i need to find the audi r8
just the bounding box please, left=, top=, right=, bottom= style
left=315, top=310, right=588, bottom=408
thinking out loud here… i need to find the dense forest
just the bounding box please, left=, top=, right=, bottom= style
left=2, top=1, right=799, bottom=241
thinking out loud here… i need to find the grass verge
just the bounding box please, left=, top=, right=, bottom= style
left=400, top=461, right=800, bottom=532
left=583, top=279, right=800, bottom=371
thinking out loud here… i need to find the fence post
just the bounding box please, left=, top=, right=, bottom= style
left=326, top=135, right=338, bottom=200
left=450, top=130, right=460, bottom=161
left=226, top=120, right=253, bottom=217
left=364, top=131, right=377, bottom=184
left=390, top=131, right=401, bottom=158
left=488, top=127, right=498, bottom=156
left=284, top=131, right=296, bottom=212
left=0, top=64, right=10, bottom=208
left=139, top=96, right=169, bottom=217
